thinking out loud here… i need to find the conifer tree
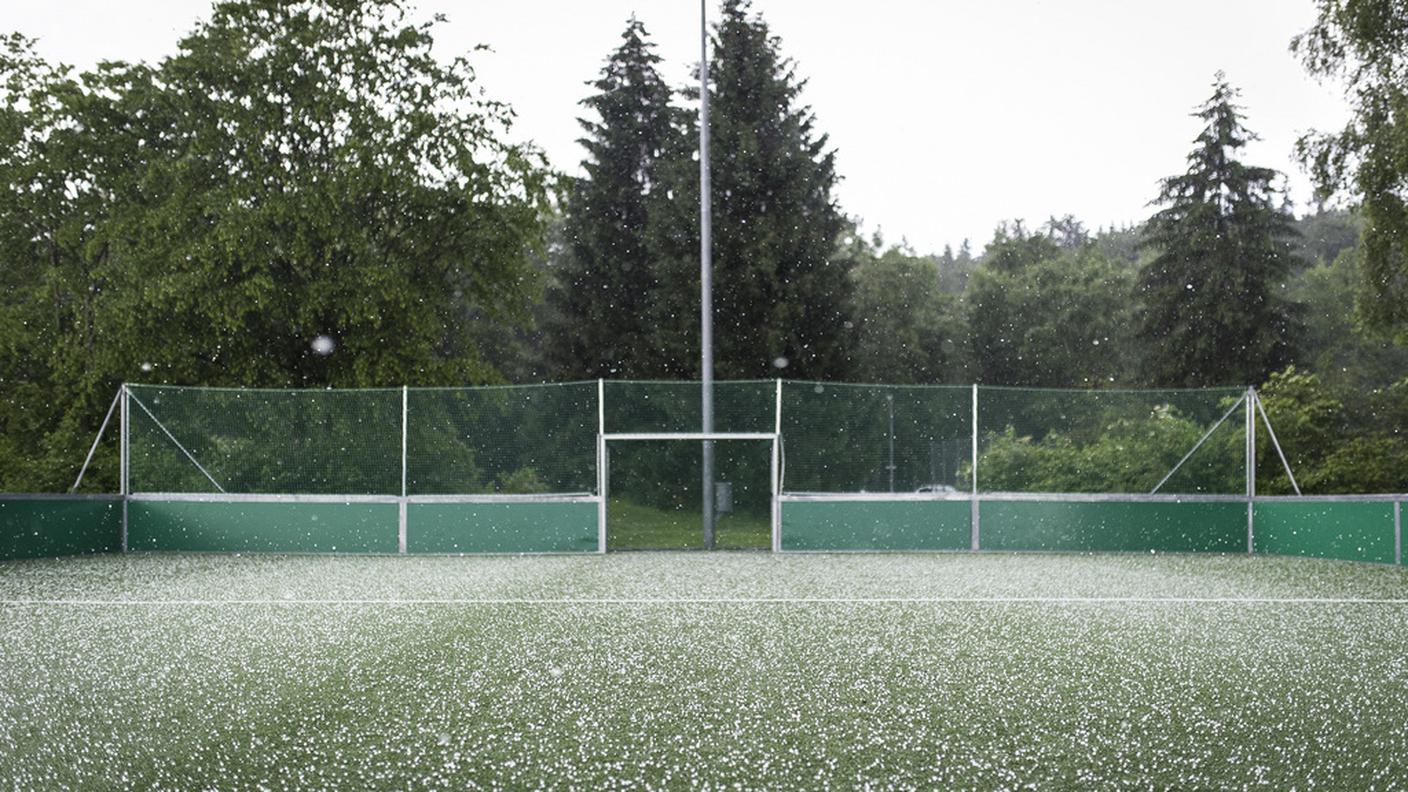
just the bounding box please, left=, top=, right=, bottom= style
left=547, top=18, right=682, bottom=378
left=664, top=0, right=851, bottom=379
left=1137, top=75, right=1302, bottom=387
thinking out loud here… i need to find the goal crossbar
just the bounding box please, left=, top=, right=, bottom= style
left=602, top=433, right=777, bottom=442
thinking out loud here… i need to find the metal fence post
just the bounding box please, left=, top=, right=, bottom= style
left=398, top=385, right=408, bottom=555
left=971, top=383, right=980, bottom=551
left=598, top=378, right=607, bottom=554
left=1395, top=500, right=1402, bottom=566
left=1246, top=386, right=1256, bottom=554
left=120, top=384, right=129, bottom=553
left=772, top=378, right=782, bottom=552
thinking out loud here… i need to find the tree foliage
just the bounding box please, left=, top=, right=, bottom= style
left=1256, top=366, right=1408, bottom=494
left=976, top=407, right=1243, bottom=495
left=0, top=0, right=551, bottom=490
left=966, top=221, right=1135, bottom=387
left=1291, top=244, right=1408, bottom=392
left=844, top=234, right=963, bottom=384
left=1294, top=0, right=1408, bottom=336
left=1137, top=74, right=1303, bottom=387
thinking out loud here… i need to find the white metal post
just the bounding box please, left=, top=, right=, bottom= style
left=120, top=384, right=129, bottom=552
left=772, top=378, right=782, bottom=552
left=597, top=378, right=607, bottom=554
left=970, top=383, right=979, bottom=551
left=1246, top=387, right=1255, bottom=554
left=886, top=393, right=896, bottom=493
left=399, top=385, right=408, bottom=555
left=699, top=0, right=716, bottom=552
left=1395, top=500, right=1402, bottom=567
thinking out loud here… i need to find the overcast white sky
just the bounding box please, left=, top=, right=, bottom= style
left=7, top=0, right=1351, bottom=254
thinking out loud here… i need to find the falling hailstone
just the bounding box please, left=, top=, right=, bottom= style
left=772, top=356, right=789, bottom=370
left=139, top=362, right=154, bottom=373
left=311, top=335, right=336, bottom=356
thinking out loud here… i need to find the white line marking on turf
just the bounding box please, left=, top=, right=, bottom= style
left=2, top=597, right=1408, bottom=606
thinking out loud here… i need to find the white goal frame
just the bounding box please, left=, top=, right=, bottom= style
left=598, top=432, right=782, bottom=552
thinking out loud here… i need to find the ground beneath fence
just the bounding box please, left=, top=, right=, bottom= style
left=1, top=553, right=1406, bottom=789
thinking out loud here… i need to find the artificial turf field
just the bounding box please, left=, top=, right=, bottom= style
left=1, top=552, right=1406, bottom=790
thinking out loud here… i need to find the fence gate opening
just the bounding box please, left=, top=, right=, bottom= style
left=601, top=434, right=779, bottom=551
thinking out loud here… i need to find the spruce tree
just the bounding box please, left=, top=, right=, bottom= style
left=1137, top=74, right=1302, bottom=387
left=547, top=18, right=682, bottom=378
left=668, top=0, right=851, bottom=379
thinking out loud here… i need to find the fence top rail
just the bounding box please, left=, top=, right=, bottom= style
left=122, top=380, right=1262, bottom=396
left=783, top=380, right=971, bottom=391
left=407, top=381, right=598, bottom=392
left=1252, top=493, right=1408, bottom=503
left=984, top=492, right=1408, bottom=502
left=126, top=492, right=599, bottom=504
left=126, top=383, right=405, bottom=394
left=781, top=491, right=1252, bottom=503
left=780, top=491, right=971, bottom=502
left=974, top=383, right=1248, bottom=395
left=0, top=493, right=124, bottom=501
left=980, top=491, right=1251, bottom=503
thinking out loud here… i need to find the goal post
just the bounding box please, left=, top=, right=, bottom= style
left=598, top=432, right=781, bottom=552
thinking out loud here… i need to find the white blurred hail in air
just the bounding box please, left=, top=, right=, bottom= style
left=311, top=336, right=336, bottom=356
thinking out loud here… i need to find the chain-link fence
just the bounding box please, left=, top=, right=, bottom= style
left=67, top=380, right=1407, bottom=560
left=126, top=381, right=1263, bottom=497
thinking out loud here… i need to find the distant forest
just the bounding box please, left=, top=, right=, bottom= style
left=1, top=0, right=1406, bottom=492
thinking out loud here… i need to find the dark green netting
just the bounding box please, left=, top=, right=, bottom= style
left=780, top=382, right=970, bottom=493
left=976, top=386, right=1247, bottom=494
left=406, top=383, right=597, bottom=495
left=126, top=381, right=1255, bottom=498
left=603, top=380, right=775, bottom=434
left=128, top=385, right=401, bottom=494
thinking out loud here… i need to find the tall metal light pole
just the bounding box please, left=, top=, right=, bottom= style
left=886, top=393, right=896, bottom=493
left=699, top=0, right=716, bottom=550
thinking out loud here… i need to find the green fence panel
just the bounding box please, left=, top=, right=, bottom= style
left=1253, top=500, right=1397, bottom=565
left=781, top=499, right=970, bottom=551
left=0, top=498, right=121, bottom=561
left=128, top=500, right=398, bottom=553
left=980, top=500, right=1246, bottom=553
left=408, top=502, right=598, bottom=554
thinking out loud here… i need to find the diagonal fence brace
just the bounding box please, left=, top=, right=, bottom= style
left=1254, top=392, right=1302, bottom=496
left=70, top=389, right=122, bottom=492
left=1151, top=393, right=1247, bottom=495
left=125, top=391, right=227, bottom=494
